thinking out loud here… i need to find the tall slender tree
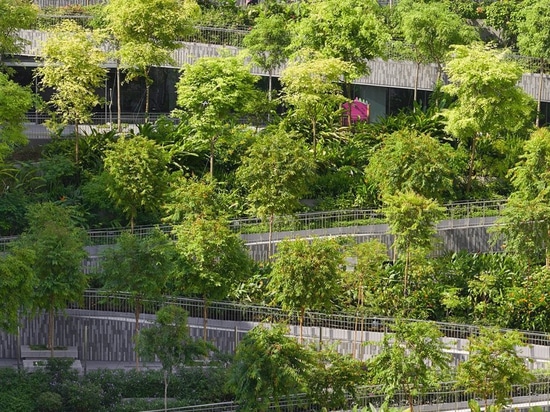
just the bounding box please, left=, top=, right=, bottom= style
left=516, top=0, right=550, bottom=127
left=382, top=191, right=445, bottom=297
left=103, top=0, right=200, bottom=120
left=269, top=237, right=344, bottom=342
left=236, top=129, right=315, bottom=256
left=442, top=43, right=536, bottom=194
left=398, top=1, right=478, bottom=99
left=243, top=10, right=291, bottom=102
left=103, top=135, right=170, bottom=231
left=176, top=56, right=261, bottom=177
left=0, top=0, right=38, bottom=65
left=280, top=57, right=352, bottom=158
left=18, top=203, right=88, bottom=354
left=101, top=229, right=177, bottom=369
left=368, top=320, right=450, bottom=412
left=36, top=20, right=107, bottom=162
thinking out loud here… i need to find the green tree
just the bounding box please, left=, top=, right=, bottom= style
left=236, top=129, right=315, bottom=256
left=456, top=327, right=534, bottom=410
left=103, top=0, right=200, bottom=118
left=368, top=320, right=451, bottom=412
left=346, top=240, right=388, bottom=356
left=442, top=43, right=536, bottom=194
left=364, top=129, right=466, bottom=201
left=103, top=135, right=170, bottom=231
left=243, top=10, right=290, bottom=101
left=484, top=0, right=523, bottom=48
left=516, top=0, right=550, bottom=127
left=36, top=20, right=107, bottom=162
left=0, top=0, right=38, bottom=64
left=137, top=305, right=209, bottom=412
left=0, top=72, right=33, bottom=162
left=163, top=175, right=232, bottom=222
left=382, top=191, right=445, bottom=297
left=229, top=324, right=313, bottom=412
left=496, top=128, right=550, bottom=268
left=398, top=1, right=478, bottom=100
left=280, top=57, right=352, bottom=157
left=0, top=244, right=35, bottom=334
left=173, top=216, right=252, bottom=340
left=269, top=237, right=344, bottom=342
left=289, top=0, right=390, bottom=81
left=175, top=55, right=261, bottom=177
left=306, top=348, right=366, bottom=410
left=101, top=229, right=177, bottom=368
left=18, top=203, right=88, bottom=354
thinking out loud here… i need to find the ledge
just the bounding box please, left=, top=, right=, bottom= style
left=20, top=345, right=78, bottom=359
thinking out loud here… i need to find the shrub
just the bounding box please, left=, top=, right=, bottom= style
left=35, top=391, right=63, bottom=412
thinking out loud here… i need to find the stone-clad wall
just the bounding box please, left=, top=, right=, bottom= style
left=0, top=311, right=254, bottom=362
left=3, top=311, right=549, bottom=368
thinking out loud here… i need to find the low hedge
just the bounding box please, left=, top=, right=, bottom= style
left=0, top=360, right=231, bottom=412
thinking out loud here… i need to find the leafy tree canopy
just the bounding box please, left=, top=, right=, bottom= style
left=103, top=135, right=170, bottom=230
left=0, top=72, right=33, bottom=162
left=37, top=20, right=107, bottom=130
left=365, top=129, right=466, bottom=201
left=0, top=0, right=38, bottom=62
left=289, top=0, right=390, bottom=79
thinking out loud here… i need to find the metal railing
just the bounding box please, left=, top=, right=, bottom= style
left=141, top=379, right=550, bottom=412
left=71, top=289, right=550, bottom=348
left=31, top=0, right=404, bottom=9
left=0, top=199, right=507, bottom=251
left=25, top=111, right=174, bottom=126
left=184, top=25, right=249, bottom=48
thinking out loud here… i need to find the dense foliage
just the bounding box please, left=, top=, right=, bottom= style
left=1, top=1, right=550, bottom=408
left=0, top=359, right=231, bottom=412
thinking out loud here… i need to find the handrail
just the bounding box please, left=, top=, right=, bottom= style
left=16, top=25, right=545, bottom=72
left=141, top=379, right=550, bottom=412
left=0, top=199, right=507, bottom=250
left=73, top=289, right=550, bottom=348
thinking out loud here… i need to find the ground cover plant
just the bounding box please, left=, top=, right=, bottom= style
left=0, top=359, right=231, bottom=412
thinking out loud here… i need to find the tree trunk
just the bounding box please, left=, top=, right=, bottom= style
left=413, top=61, right=419, bottom=107
left=209, top=136, right=217, bottom=178
left=164, top=370, right=169, bottom=412
left=536, top=59, right=544, bottom=128
left=466, top=133, right=478, bottom=195
left=135, top=301, right=141, bottom=370
left=74, top=121, right=79, bottom=163
left=312, top=118, right=317, bottom=159
left=116, top=64, right=122, bottom=133
left=145, top=67, right=151, bottom=123
left=404, top=247, right=410, bottom=298
left=299, top=307, right=305, bottom=344
left=48, top=305, right=55, bottom=357
left=268, top=72, right=272, bottom=122
left=268, top=212, right=274, bottom=258
left=408, top=392, right=415, bottom=412
left=203, top=295, right=208, bottom=341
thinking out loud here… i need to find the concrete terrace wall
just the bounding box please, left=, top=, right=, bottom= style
left=239, top=217, right=501, bottom=262
left=79, top=218, right=500, bottom=270
left=16, top=30, right=550, bottom=103
left=2, top=310, right=549, bottom=370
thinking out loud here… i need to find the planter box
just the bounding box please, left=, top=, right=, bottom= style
left=20, top=345, right=78, bottom=359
